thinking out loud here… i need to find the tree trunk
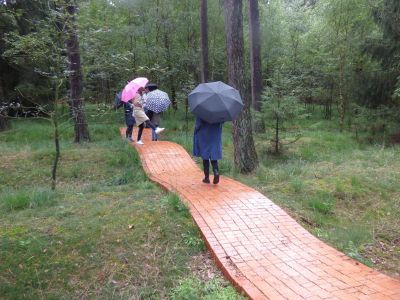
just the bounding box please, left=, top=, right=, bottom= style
left=200, top=0, right=209, bottom=83
left=275, top=115, right=279, bottom=154
left=155, top=0, right=161, bottom=44
left=248, top=0, right=262, bottom=112
left=51, top=101, right=60, bottom=191
left=325, top=81, right=333, bottom=120
left=0, top=71, right=11, bottom=131
left=163, top=31, right=177, bottom=110
left=51, top=113, right=60, bottom=191
left=0, top=115, right=11, bottom=132
left=0, top=70, right=6, bottom=100
left=338, top=53, right=346, bottom=131
left=0, top=72, right=10, bottom=131
left=51, top=79, right=64, bottom=191
left=64, top=0, right=90, bottom=143
left=223, top=0, right=258, bottom=173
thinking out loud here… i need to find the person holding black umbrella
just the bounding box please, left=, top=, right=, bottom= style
left=193, top=117, right=222, bottom=184
left=189, top=81, right=245, bottom=185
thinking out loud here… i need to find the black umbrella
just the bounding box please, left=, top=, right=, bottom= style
left=188, top=81, right=244, bottom=124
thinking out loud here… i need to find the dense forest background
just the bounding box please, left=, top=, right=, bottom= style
left=0, top=0, right=399, bottom=141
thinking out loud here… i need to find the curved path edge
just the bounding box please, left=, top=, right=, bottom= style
left=121, top=128, right=400, bottom=300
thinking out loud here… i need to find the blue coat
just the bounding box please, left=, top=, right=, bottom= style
left=115, top=92, right=135, bottom=126
left=192, top=117, right=223, bottom=160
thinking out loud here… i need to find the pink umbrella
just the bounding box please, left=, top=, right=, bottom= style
left=121, top=77, right=149, bottom=102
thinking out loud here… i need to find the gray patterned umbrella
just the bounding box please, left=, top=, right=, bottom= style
left=188, top=81, right=243, bottom=124
left=144, top=89, right=171, bottom=113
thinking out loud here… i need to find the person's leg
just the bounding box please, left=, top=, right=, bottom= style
left=144, top=110, right=152, bottom=128
left=149, top=119, right=156, bottom=140
left=211, top=160, right=219, bottom=184
left=126, top=124, right=133, bottom=140
left=144, top=120, right=156, bottom=130
left=137, top=123, right=144, bottom=142
left=153, top=122, right=159, bottom=141
left=145, top=120, right=164, bottom=134
left=202, top=159, right=210, bottom=183
left=152, top=113, right=160, bottom=141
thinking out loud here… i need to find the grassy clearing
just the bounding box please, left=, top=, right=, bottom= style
left=0, top=110, right=245, bottom=299
left=161, top=108, right=400, bottom=278
left=251, top=115, right=400, bottom=277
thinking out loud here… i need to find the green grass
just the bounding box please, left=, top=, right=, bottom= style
left=170, top=278, right=242, bottom=300
left=307, top=191, right=336, bottom=215
left=0, top=187, right=57, bottom=211
left=2, top=104, right=399, bottom=298
left=161, top=107, right=400, bottom=278
left=0, top=110, right=244, bottom=299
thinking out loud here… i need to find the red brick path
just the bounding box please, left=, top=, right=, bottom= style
left=121, top=128, right=400, bottom=299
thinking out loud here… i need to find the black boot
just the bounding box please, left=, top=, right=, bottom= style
left=203, top=176, right=210, bottom=184
left=211, top=160, right=219, bottom=184
left=213, top=170, right=219, bottom=184
left=202, top=160, right=210, bottom=183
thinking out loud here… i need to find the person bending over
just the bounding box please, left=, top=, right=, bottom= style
left=132, top=87, right=164, bottom=145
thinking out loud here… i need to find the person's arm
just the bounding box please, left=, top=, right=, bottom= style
left=194, top=117, right=202, bottom=133
left=142, top=94, right=147, bottom=108
left=133, top=95, right=143, bottom=108
left=113, top=93, right=123, bottom=110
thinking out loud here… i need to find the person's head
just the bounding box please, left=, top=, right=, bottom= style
left=137, top=87, right=145, bottom=95
left=145, top=83, right=158, bottom=92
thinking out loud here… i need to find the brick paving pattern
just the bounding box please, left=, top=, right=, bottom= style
left=121, top=128, right=400, bottom=299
